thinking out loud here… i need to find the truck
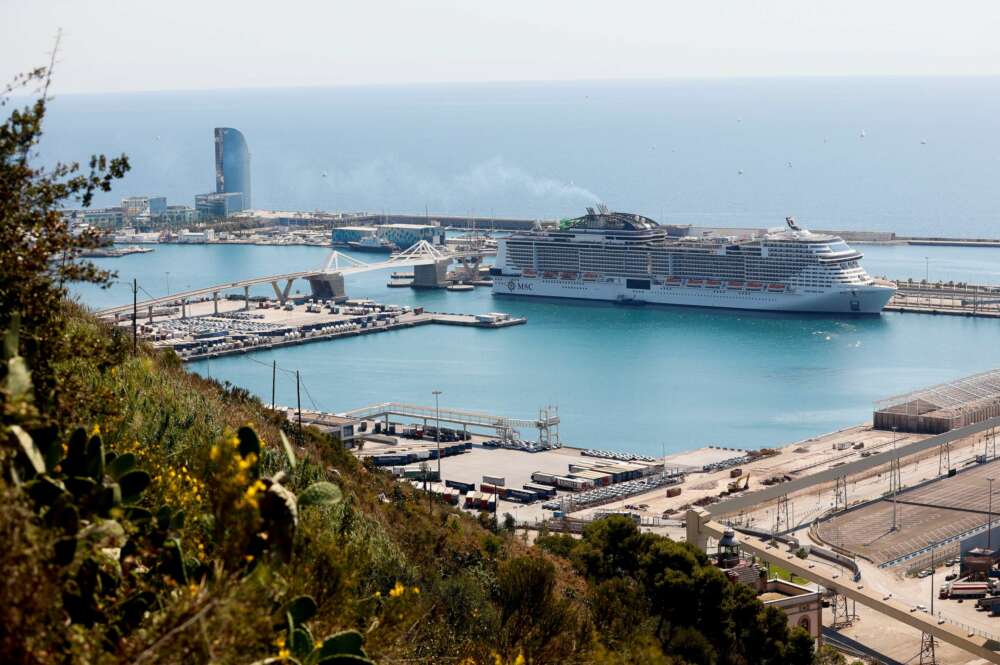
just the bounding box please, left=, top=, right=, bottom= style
left=941, top=582, right=989, bottom=600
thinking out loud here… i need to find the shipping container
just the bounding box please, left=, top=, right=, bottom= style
left=571, top=470, right=613, bottom=487
left=523, top=483, right=557, bottom=498
left=506, top=489, right=538, bottom=504
left=483, top=475, right=506, bottom=487
left=729, top=468, right=743, bottom=478
left=445, top=479, right=476, bottom=493
left=555, top=475, right=593, bottom=491
left=666, top=487, right=682, bottom=498
left=531, top=472, right=558, bottom=486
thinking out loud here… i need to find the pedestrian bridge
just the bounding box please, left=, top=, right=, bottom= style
left=96, top=241, right=483, bottom=319
left=339, top=401, right=561, bottom=449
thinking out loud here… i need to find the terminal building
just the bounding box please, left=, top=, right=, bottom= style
left=873, top=368, right=1000, bottom=434
left=376, top=224, right=444, bottom=250
left=333, top=226, right=378, bottom=245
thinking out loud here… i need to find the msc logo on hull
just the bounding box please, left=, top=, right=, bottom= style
left=505, top=279, right=533, bottom=292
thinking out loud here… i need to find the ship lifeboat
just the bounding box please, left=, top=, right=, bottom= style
left=581, top=272, right=599, bottom=281
left=706, top=279, right=722, bottom=288
left=727, top=280, right=744, bottom=289
left=542, top=271, right=557, bottom=279
left=521, top=269, right=537, bottom=278
left=767, top=283, right=786, bottom=292
left=665, top=277, right=682, bottom=286
left=560, top=272, right=578, bottom=280
left=687, top=278, right=704, bottom=287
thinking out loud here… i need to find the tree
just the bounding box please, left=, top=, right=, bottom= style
left=0, top=53, right=129, bottom=417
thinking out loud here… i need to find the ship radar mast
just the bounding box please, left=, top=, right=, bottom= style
left=785, top=216, right=801, bottom=231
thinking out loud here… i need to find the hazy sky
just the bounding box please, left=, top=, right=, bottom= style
left=3, top=0, right=1000, bottom=94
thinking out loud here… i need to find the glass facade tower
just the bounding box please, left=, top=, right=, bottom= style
left=214, top=127, right=251, bottom=210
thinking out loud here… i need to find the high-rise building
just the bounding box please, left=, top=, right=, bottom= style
left=121, top=195, right=167, bottom=220
left=195, top=192, right=246, bottom=220
left=214, top=127, right=251, bottom=210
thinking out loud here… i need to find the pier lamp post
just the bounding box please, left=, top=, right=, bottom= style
left=433, top=390, right=442, bottom=478
left=924, top=257, right=929, bottom=283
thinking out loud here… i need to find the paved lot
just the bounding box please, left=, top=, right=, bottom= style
left=815, top=458, right=1000, bottom=565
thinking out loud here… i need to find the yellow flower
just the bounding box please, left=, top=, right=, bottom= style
left=90, top=424, right=101, bottom=436
left=245, top=554, right=254, bottom=563
left=274, top=634, right=286, bottom=647
left=314, top=640, right=322, bottom=649
left=389, top=581, right=406, bottom=598
left=374, top=591, right=381, bottom=598
left=278, top=647, right=290, bottom=659
left=411, top=586, right=420, bottom=595
left=514, top=654, right=525, bottom=665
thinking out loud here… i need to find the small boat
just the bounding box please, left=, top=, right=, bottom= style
left=581, top=272, right=600, bottom=281
left=666, top=277, right=682, bottom=285
left=560, top=272, right=578, bottom=280
left=521, top=269, right=538, bottom=278
left=542, top=271, right=557, bottom=279
left=767, top=283, right=785, bottom=292
left=727, top=280, right=744, bottom=289
left=347, top=234, right=395, bottom=253
left=746, top=281, right=763, bottom=290
left=447, top=283, right=475, bottom=292
left=687, top=278, right=704, bottom=286
left=706, top=279, right=722, bottom=288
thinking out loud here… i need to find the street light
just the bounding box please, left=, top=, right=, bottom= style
left=433, top=390, right=442, bottom=479
left=925, top=256, right=929, bottom=283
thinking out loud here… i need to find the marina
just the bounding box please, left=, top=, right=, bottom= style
left=130, top=297, right=524, bottom=361
left=73, top=241, right=1000, bottom=453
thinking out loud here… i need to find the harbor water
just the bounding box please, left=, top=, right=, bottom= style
left=73, top=242, right=1000, bottom=454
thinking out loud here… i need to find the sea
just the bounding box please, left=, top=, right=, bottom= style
left=48, top=78, right=1000, bottom=454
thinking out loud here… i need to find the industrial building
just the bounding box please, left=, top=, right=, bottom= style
left=874, top=368, right=1000, bottom=434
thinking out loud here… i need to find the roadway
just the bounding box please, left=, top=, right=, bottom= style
left=687, top=510, right=1000, bottom=663
left=707, top=415, right=1000, bottom=516
left=95, top=242, right=483, bottom=318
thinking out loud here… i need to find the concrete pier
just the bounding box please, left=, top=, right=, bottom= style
left=412, top=258, right=452, bottom=289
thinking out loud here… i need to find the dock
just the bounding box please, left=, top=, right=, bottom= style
left=888, top=281, right=1000, bottom=318
left=134, top=298, right=525, bottom=362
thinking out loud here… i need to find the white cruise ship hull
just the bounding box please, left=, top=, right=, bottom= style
left=492, top=276, right=894, bottom=314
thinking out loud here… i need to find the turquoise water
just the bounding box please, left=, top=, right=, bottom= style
left=72, top=242, right=1000, bottom=454
left=52, top=78, right=1000, bottom=452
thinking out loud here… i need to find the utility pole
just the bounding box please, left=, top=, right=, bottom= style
left=271, top=360, right=277, bottom=410
left=433, top=390, right=442, bottom=480
left=296, top=370, right=303, bottom=442
left=890, top=426, right=902, bottom=531
left=132, top=278, right=138, bottom=355
left=989, top=478, right=995, bottom=551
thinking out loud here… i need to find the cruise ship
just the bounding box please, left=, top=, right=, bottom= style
left=490, top=206, right=895, bottom=314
